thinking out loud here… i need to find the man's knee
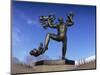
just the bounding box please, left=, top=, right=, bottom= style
left=46, top=33, right=50, bottom=38
left=47, top=33, right=54, bottom=38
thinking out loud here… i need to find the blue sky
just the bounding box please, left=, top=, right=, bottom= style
left=12, top=1, right=96, bottom=62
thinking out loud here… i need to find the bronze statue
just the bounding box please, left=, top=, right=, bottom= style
left=30, top=12, right=74, bottom=60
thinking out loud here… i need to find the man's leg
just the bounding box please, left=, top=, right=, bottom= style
left=62, top=39, right=67, bottom=60
left=44, top=33, right=50, bottom=50
left=42, top=33, right=59, bottom=54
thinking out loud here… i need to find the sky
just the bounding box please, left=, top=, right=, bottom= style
left=12, top=1, right=96, bottom=62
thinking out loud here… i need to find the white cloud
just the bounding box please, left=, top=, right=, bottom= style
left=27, top=19, right=38, bottom=25
left=12, top=27, right=21, bottom=44
left=75, top=55, right=95, bottom=66
left=14, top=9, right=40, bottom=28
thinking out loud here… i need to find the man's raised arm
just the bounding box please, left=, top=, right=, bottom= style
left=66, top=12, right=74, bottom=27
left=47, top=19, right=57, bottom=28
left=39, top=14, right=57, bottom=29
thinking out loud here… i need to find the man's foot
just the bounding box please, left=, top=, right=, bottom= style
left=29, top=42, right=49, bottom=57
left=62, top=57, right=66, bottom=60
left=30, top=48, right=43, bottom=57
left=30, top=49, right=39, bottom=57
left=30, top=43, right=45, bottom=57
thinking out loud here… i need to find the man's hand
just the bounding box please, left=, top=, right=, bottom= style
left=39, top=14, right=56, bottom=29
left=66, top=12, right=74, bottom=26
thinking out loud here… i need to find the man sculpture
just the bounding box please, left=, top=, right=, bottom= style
left=30, top=12, right=74, bottom=60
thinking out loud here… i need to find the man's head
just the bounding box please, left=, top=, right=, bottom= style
left=58, top=17, right=64, bottom=24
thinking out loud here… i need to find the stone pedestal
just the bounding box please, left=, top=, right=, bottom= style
left=34, top=59, right=75, bottom=66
